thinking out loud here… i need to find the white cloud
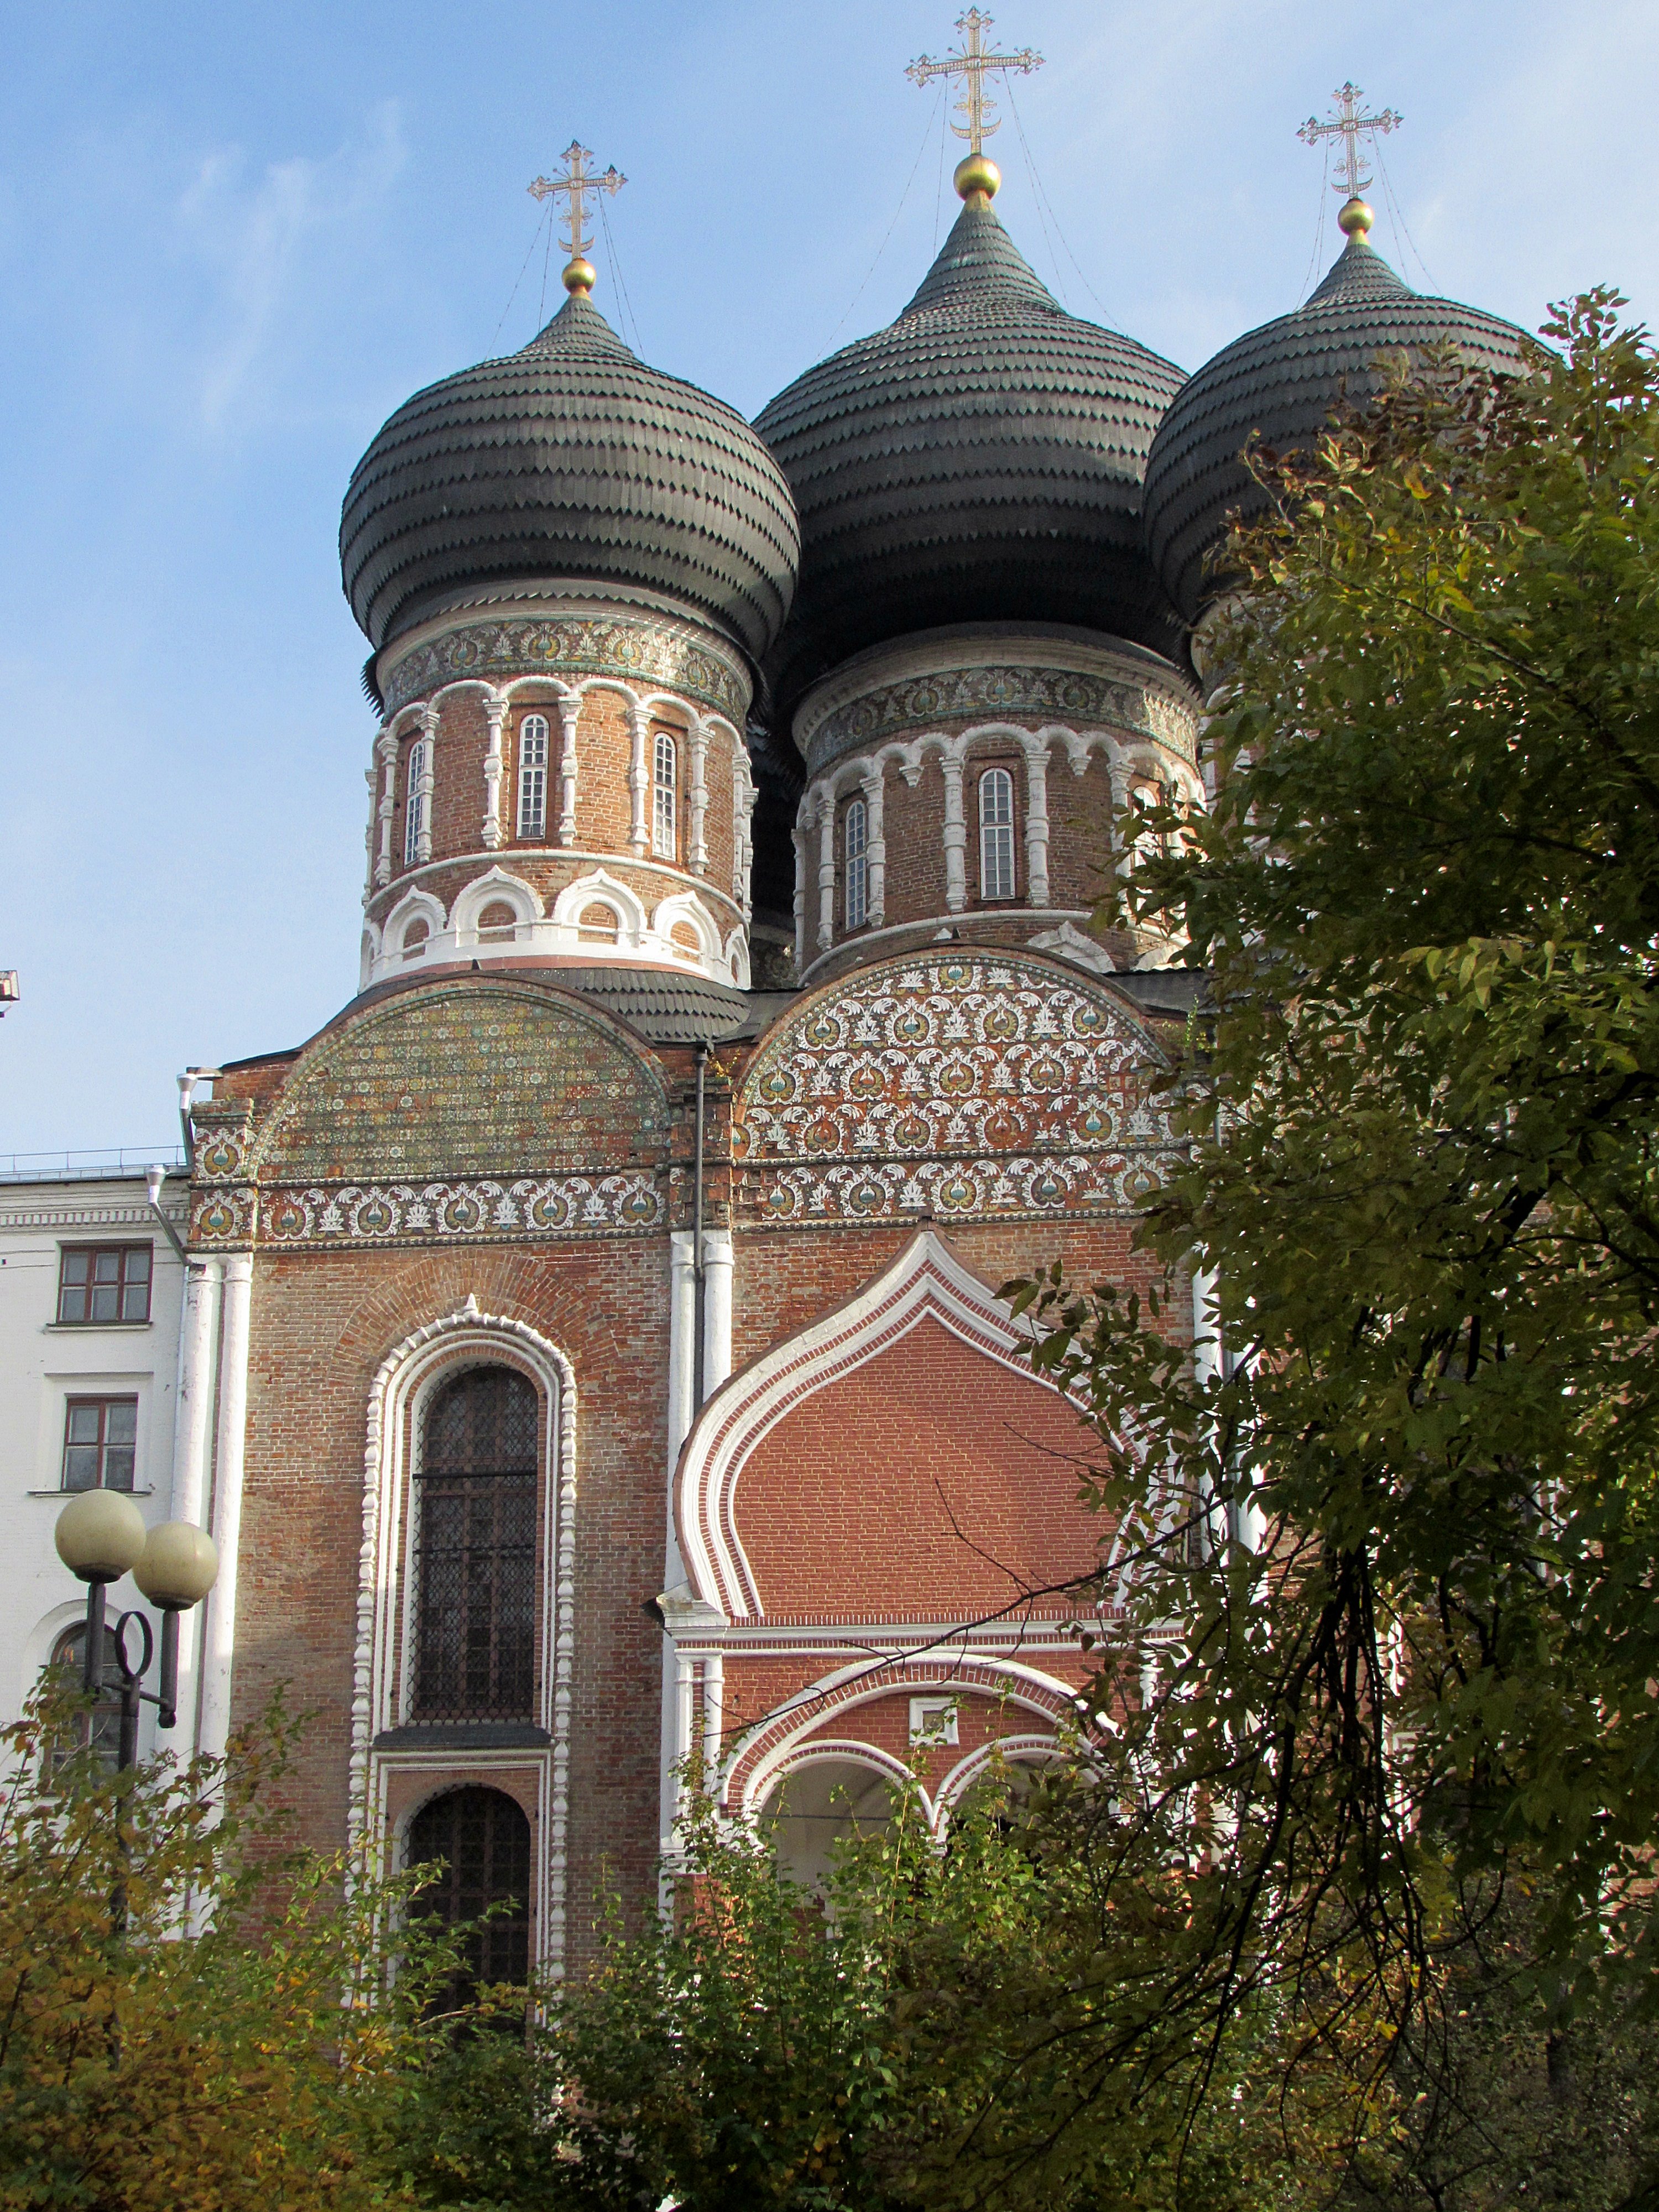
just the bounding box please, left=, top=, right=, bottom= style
left=175, top=101, right=406, bottom=433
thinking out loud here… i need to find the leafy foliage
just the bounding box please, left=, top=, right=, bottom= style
left=983, top=291, right=1659, bottom=2201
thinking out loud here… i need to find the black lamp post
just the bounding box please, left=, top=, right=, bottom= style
left=54, top=1491, right=219, bottom=1768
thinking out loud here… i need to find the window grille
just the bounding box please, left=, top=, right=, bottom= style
left=62, top=1397, right=138, bottom=1491
left=58, top=1244, right=151, bottom=1325
left=652, top=731, right=677, bottom=859
left=979, top=767, right=1016, bottom=900
left=844, top=797, right=868, bottom=931
left=517, top=715, right=549, bottom=840
left=411, top=1366, right=538, bottom=1721
left=408, top=1785, right=532, bottom=1999
left=404, top=740, right=426, bottom=868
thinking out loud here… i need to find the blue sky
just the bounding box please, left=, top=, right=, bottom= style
left=3, top=0, right=1653, bottom=1157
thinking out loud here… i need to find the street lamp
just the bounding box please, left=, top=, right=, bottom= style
left=54, top=1491, right=218, bottom=1769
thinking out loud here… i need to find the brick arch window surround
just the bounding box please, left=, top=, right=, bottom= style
left=408, top=1784, right=531, bottom=1994
left=411, top=1365, right=539, bottom=1721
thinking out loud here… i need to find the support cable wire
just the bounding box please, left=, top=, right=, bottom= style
left=1374, top=144, right=1438, bottom=292
left=933, top=82, right=950, bottom=253
left=490, top=200, right=553, bottom=354
left=823, top=87, right=945, bottom=354
left=1003, top=80, right=1125, bottom=328
left=537, top=197, right=557, bottom=328
left=1299, top=143, right=1332, bottom=305
left=1001, top=79, right=1069, bottom=311
left=597, top=192, right=644, bottom=356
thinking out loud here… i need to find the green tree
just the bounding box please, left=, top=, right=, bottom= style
left=978, top=290, right=1659, bottom=2204
left=0, top=1678, right=489, bottom=2211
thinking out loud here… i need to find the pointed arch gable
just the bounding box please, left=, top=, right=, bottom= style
left=675, top=1230, right=1104, bottom=1625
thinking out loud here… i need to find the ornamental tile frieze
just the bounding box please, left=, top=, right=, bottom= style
left=807, top=666, right=1198, bottom=770
left=257, top=1172, right=661, bottom=1246
left=383, top=614, right=748, bottom=719
left=732, top=956, right=1180, bottom=1223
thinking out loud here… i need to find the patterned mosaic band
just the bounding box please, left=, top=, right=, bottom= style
left=804, top=663, right=1199, bottom=774
left=382, top=613, right=749, bottom=721
left=740, top=1150, right=1182, bottom=1225
left=192, top=1172, right=663, bottom=1248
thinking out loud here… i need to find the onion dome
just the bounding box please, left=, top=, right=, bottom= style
left=1142, top=201, right=1530, bottom=627
left=340, top=282, right=800, bottom=664
left=754, top=171, right=1187, bottom=713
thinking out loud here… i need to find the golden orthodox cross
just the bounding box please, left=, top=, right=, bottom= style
left=906, top=9, right=1042, bottom=152
left=1297, top=81, right=1402, bottom=202
left=527, top=140, right=627, bottom=265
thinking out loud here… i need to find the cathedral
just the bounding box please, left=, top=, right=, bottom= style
left=96, top=48, right=1526, bottom=1979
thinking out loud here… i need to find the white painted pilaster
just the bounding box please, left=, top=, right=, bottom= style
left=198, top=1251, right=252, bottom=1760
left=816, top=791, right=836, bottom=951
left=374, top=731, right=397, bottom=887
left=941, top=750, right=967, bottom=913
left=701, top=1650, right=724, bottom=1785
left=414, top=707, right=438, bottom=865
left=792, top=824, right=807, bottom=971
left=557, top=697, right=580, bottom=847
left=862, top=763, right=886, bottom=926
left=688, top=720, right=709, bottom=875
left=169, top=1254, right=222, bottom=1751
left=482, top=693, right=506, bottom=850
left=627, top=704, right=650, bottom=853
left=701, top=1228, right=733, bottom=1401
left=1024, top=743, right=1051, bottom=907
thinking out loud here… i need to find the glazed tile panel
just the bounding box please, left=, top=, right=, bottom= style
left=733, top=954, right=1183, bottom=1222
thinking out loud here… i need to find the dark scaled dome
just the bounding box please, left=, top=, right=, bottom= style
left=754, top=196, right=1187, bottom=713
left=341, top=290, right=800, bottom=662
left=1142, top=226, right=1531, bottom=627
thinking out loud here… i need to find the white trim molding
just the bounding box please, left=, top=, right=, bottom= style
left=348, top=1301, right=578, bottom=1977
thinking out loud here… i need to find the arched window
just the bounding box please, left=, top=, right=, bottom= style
left=408, top=1785, right=532, bottom=1998
left=49, top=1622, right=122, bottom=1769
left=404, top=739, right=427, bottom=869
left=411, top=1366, right=538, bottom=1721
left=978, top=768, right=1015, bottom=901
left=517, top=715, right=549, bottom=841
left=844, top=797, right=868, bottom=932
left=652, top=731, right=677, bottom=860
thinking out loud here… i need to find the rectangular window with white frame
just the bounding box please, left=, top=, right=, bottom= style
left=404, top=739, right=426, bottom=868
left=61, top=1396, right=138, bottom=1492
left=978, top=765, right=1016, bottom=901
left=652, top=729, right=678, bottom=860
left=517, top=713, right=549, bottom=840
left=844, top=796, right=868, bottom=931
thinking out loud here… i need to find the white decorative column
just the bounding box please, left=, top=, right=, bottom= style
left=362, top=766, right=379, bottom=896
left=862, top=762, right=886, bottom=926
left=169, top=1254, right=222, bottom=1751
left=482, top=693, right=506, bottom=850
left=667, top=1231, right=698, bottom=1493
left=198, top=1251, right=252, bottom=1760
left=815, top=790, right=836, bottom=952
left=701, top=1228, right=733, bottom=1402
left=674, top=1651, right=697, bottom=1814
left=941, top=749, right=967, bottom=914
left=733, top=749, right=756, bottom=910
left=688, top=720, right=709, bottom=875
left=702, top=1651, right=725, bottom=1786
left=792, top=825, right=807, bottom=971
left=1109, top=762, right=1131, bottom=865
left=414, top=707, right=438, bottom=865
left=1024, top=741, right=1051, bottom=907
left=557, top=696, right=581, bottom=847
left=627, top=703, right=650, bottom=853
left=373, top=729, right=397, bottom=886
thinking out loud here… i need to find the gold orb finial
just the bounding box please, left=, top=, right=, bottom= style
left=1337, top=195, right=1374, bottom=239
left=954, top=150, right=1001, bottom=204
left=562, top=254, right=597, bottom=295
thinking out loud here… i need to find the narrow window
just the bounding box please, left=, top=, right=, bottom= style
left=517, top=714, right=549, bottom=841
left=408, top=1785, right=532, bottom=2001
left=49, top=1623, right=122, bottom=1770
left=62, top=1396, right=138, bottom=1491
left=58, top=1245, right=152, bottom=1325
left=844, top=797, right=868, bottom=932
left=652, top=731, right=677, bottom=860
left=411, top=1366, right=538, bottom=1721
left=979, top=768, right=1016, bottom=901
left=404, top=739, right=426, bottom=868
